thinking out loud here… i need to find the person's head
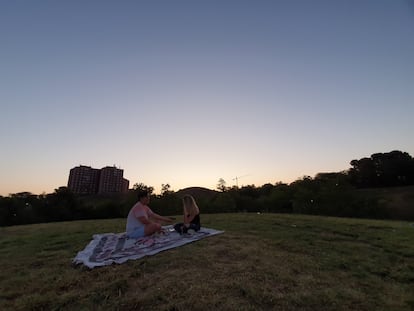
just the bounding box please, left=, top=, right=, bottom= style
left=182, top=195, right=199, bottom=215
left=138, top=190, right=150, bottom=204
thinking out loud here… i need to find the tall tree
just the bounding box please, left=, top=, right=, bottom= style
left=132, top=183, right=154, bottom=194
left=349, top=151, right=414, bottom=187
left=161, top=183, right=172, bottom=196
left=217, top=178, right=227, bottom=192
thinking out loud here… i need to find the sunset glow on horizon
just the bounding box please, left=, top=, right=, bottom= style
left=1, top=1, right=413, bottom=196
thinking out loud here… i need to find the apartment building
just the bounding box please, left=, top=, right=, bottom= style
left=67, top=165, right=129, bottom=195
left=67, top=166, right=101, bottom=195
left=99, top=166, right=129, bottom=194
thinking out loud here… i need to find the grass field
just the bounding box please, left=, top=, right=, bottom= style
left=0, top=213, right=413, bottom=311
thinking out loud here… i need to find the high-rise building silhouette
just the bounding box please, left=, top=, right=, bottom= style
left=67, top=165, right=129, bottom=195
left=67, top=166, right=100, bottom=195
left=99, top=166, right=128, bottom=194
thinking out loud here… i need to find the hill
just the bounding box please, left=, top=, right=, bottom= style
left=175, top=186, right=219, bottom=201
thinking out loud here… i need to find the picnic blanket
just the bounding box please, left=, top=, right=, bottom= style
left=73, top=225, right=224, bottom=268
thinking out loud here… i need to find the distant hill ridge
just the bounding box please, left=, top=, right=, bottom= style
left=175, top=187, right=218, bottom=201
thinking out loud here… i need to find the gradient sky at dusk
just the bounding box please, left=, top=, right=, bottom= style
left=1, top=0, right=413, bottom=195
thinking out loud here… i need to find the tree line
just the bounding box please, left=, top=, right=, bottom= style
left=1, top=150, right=413, bottom=226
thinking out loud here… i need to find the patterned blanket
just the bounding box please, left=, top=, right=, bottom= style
left=73, top=225, right=224, bottom=268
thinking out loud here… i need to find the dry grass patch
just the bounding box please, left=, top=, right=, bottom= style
left=1, top=214, right=413, bottom=310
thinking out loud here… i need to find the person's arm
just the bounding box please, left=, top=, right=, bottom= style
left=184, top=214, right=191, bottom=225
left=183, top=208, right=195, bottom=227
left=137, top=215, right=152, bottom=225
left=152, top=213, right=174, bottom=224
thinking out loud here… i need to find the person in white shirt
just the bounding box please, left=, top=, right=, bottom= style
left=126, top=190, right=174, bottom=238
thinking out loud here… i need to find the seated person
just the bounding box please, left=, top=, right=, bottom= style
left=126, top=190, right=174, bottom=238
left=174, top=195, right=200, bottom=234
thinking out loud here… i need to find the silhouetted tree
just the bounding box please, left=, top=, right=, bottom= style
left=217, top=178, right=227, bottom=192
left=349, top=151, right=414, bottom=188
left=161, top=183, right=172, bottom=196
left=45, top=187, right=79, bottom=221
left=132, top=183, right=154, bottom=194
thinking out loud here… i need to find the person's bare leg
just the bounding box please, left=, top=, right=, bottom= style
left=144, top=223, right=161, bottom=236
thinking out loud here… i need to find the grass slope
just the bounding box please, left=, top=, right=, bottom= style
left=0, top=214, right=413, bottom=311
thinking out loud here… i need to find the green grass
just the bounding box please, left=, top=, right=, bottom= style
left=0, top=214, right=413, bottom=311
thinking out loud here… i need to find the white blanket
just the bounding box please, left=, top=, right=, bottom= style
left=73, top=225, right=224, bottom=268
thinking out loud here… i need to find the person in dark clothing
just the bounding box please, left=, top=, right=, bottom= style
left=174, top=195, right=200, bottom=234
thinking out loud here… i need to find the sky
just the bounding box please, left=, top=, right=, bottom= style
left=1, top=0, right=414, bottom=196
